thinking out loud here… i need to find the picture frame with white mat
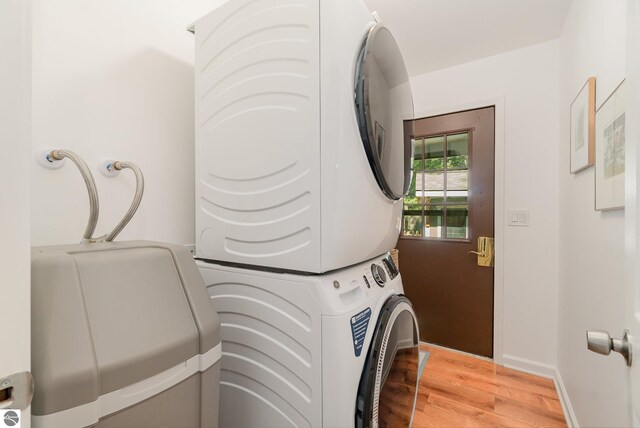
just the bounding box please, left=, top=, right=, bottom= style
left=595, top=79, right=626, bottom=211
left=570, top=77, right=596, bottom=173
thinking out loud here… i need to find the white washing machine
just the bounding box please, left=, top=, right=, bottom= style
left=197, top=254, right=419, bottom=427
left=191, top=0, right=414, bottom=273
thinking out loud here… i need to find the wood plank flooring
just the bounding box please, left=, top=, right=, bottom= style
left=413, top=344, right=567, bottom=427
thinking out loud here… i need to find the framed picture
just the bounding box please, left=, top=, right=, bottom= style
left=570, top=77, right=596, bottom=173
left=595, top=79, right=626, bottom=211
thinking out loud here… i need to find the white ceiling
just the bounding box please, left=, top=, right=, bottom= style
left=362, top=0, right=572, bottom=76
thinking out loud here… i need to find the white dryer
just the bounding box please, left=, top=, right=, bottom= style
left=191, top=0, right=414, bottom=273
left=197, top=255, right=420, bottom=427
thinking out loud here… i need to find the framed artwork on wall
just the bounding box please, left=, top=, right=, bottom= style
left=570, top=77, right=596, bottom=173
left=595, top=79, right=626, bottom=211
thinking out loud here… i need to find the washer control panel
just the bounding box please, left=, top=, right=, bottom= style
left=324, top=253, right=403, bottom=313
left=370, top=263, right=387, bottom=287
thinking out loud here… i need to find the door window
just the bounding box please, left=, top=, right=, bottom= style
left=403, top=132, right=470, bottom=239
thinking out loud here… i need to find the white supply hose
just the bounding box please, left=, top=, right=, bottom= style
left=105, top=160, right=144, bottom=242
left=50, top=149, right=99, bottom=242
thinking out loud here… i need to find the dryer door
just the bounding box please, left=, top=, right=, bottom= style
left=355, top=24, right=414, bottom=201
left=356, top=295, right=420, bottom=428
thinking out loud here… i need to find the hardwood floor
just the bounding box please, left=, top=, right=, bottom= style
left=413, top=344, right=567, bottom=427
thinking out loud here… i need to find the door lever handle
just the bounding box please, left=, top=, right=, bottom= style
left=586, top=329, right=632, bottom=366
left=470, top=237, right=494, bottom=267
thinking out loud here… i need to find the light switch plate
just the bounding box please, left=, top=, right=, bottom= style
left=508, top=210, right=529, bottom=227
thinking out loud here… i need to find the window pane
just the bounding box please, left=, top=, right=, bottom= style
left=423, top=171, right=444, bottom=190
left=424, top=205, right=444, bottom=238
left=425, top=196, right=444, bottom=204
left=446, top=192, right=468, bottom=203
left=424, top=136, right=444, bottom=170
left=447, top=133, right=469, bottom=169
left=412, top=139, right=424, bottom=171
left=402, top=205, right=423, bottom=237
left=404, top=169, right=418, bottom=204
left=412, top=172, right=423, bottom=202
left=445, top=205, right=469, bottom=239
left=447, top=170, right=468, bottom=191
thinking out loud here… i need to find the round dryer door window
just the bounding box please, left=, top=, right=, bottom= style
left=355, top=24, right=414, bottom=201
left=355, top=295, right=419, bottom=428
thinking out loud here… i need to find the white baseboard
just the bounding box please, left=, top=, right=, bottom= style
left=502, top=354, right=557, bottom=378
left=554, top=368, right=579, bottom=428
left=501, top=354, right=578, bottom=427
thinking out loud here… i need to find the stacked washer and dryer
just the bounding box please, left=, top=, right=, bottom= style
left=191, top=0, right=419, bottom=426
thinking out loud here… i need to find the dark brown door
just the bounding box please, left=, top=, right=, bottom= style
left=397, top=107, right=495, bottom=357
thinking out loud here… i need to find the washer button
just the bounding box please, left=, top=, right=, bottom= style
left=363, top=275, right=371, bottom=288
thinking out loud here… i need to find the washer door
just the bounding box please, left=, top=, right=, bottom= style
left=354, top=24, right=414, bottom=201
left=356, top=295, right=420, bottom=428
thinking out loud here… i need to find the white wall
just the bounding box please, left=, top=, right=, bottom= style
left=557, top=1, right=629, bottom=426
left=31, top=0, right=217, bottom=246
left=410, top=41, right=561, bottom=369
left=0, top=1, right=31, bottom=424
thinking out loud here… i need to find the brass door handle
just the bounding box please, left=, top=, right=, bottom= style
left=471, top=237, right=494, bottom=267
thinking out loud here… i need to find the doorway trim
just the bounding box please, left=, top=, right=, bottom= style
left=413, top=96, right=505, bottom=365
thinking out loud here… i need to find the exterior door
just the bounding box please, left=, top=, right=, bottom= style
left=396, top=107, right=495, bottom=357
left=0, top=0, right=32, bottom=425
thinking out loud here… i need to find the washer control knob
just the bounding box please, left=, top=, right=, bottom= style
left=371, top=264, right=387, bottom=287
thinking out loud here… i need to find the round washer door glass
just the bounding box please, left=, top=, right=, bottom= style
left=356, top=295, right=419, bottom=428
left=355, top=24, right=414, bottom=200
